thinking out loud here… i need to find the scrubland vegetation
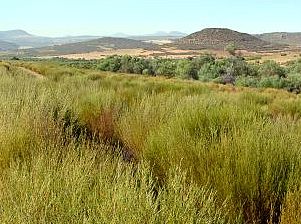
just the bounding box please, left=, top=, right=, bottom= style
left=50, top=55, right=301, bottom=93
left=1, top=59, right=301, bottom=223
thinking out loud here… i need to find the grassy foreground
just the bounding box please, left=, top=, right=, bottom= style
left=1, top=60, right=301, bottom=223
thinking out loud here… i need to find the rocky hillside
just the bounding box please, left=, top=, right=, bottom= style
left=173, top=28, right=285, bottom=51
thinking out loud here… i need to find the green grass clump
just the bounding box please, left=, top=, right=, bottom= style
left=0, top=145, right=227, bottom=223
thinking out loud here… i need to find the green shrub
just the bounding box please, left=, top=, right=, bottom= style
left=225, top=42, right=237, bottom=56
left=235, top=76, right=259, bottom=87
left=175, top=59, right=198, bottom=80
left=259, top=60, right=286, bottom=77
left=224, top=57, right=258, bottom=77
left=198, top=62, right=220, bottom=80
left=287, top=59, right=301, bottom=74
left=282, top=73, right=301, bottom=94
left=258, top=76, right=285, bottom=88
left=193, top=54, right=216, bottom=67
left=152, top=59, right=177, bottom=77
left=97, top=55, right=122, bottom=72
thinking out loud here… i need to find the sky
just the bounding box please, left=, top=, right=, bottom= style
left=1, top=0, right=300, bottom=37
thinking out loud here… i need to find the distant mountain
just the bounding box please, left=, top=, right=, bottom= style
left=0, top=30, right=100, bottom=48
left=22, top=37, right=161, bottom=56
left=255, top=32, right=301, bottom=47
left=3, top=28, right=297, bottom=56
left=129, top=32, right=186, bottom=41
left=0, top=29, right=186, bottom=50
left=0, top=40, right=19, bottom=51
left=129, top=36, right=182, bottom=41
left=0, top=30, right=52, bottom=48
left=169, top=31, right=187, bottom=37
left=0, top=30, right=33, bottom=39
left=173, top=28, right=285, bottom=51
left=147, top=31, right=187, bottom=37
left=111, top=32, right=129, bottom=38
left=111, top=31, right=187, bottom=41
left=51, top=36, right=102, bottom=45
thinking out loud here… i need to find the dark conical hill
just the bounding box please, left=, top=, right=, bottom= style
left=174, top=28, right=285, bottom=51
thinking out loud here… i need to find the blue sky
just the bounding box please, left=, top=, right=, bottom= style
left=1, top=0, right=300, bottom=37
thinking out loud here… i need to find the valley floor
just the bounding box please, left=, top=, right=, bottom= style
left=56, top=48, right=301, bottom=64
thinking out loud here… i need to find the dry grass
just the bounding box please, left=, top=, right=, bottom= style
left=1, top=60, right=301, bottom=223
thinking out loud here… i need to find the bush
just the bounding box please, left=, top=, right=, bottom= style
left=235, top=76, right=259, bottom=87
left=217, top=74, right=236, bottom=85
left=198, top=63, right=220, bottom=80
left=258, top=60, right=286, bottom=78
left=38, top=56, right=301, bottom=94
left=287, top=59, right=301, bottom=74
left=119, top=55, right=134, bottom=73
left=193, top=55, right=216, bottom=67
left=224, top=57, right=258, bottom=77
left=198, top=57, right=258, bottom=82
left=97, top=55, right=121, bottom=72
left=258, top=76, right=285, bottom=89
left=11, top=56, right=20, bottom=60
left=282, top=73, right=301, bottom=94
left=175, top=59, right=198, bottom=80
left=153, top=59, right=177, bottom=77
left=225, top=43, right=237, bottom=56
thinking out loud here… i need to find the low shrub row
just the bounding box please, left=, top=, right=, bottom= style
left=51, top=56, right=301, bottom=93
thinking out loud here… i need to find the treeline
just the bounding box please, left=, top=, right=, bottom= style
left=56, top=55, right=301, bottom=93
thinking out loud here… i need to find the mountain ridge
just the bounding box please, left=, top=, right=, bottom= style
left=2, top=28, right=299, bottom=55
left=22, top=37, right=161, bottom=56
left=255, top=32, right=301, bottom=46
left=0, top=30, right=100, bottom=49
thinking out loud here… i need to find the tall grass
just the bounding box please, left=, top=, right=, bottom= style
left=1, top=61, right=301, bottom=223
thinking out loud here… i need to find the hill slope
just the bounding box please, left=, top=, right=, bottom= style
left=0, top=40, right=19, bottom=51
left=256, top=32, right=301, bottom=47
left=173, top=28, right=284, bottom=51
left=0, top=30, right=33, bottom=39
left=23, top=37, right=161, bottom=56
left=0, top=30, right=51, bottom=48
